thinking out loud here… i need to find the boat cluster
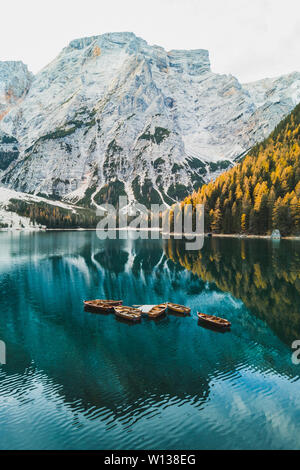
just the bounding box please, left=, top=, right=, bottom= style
left=83, top=300, right=231, bottom=330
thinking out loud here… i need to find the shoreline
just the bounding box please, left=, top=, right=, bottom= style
left=207, top=233, right=300, bottom=240
left=0, top=227, right=299, bottom=240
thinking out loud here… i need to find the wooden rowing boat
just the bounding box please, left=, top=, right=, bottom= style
left=167, top=303, right=191, bottom=315
left=114, top=306, right=142, bottom=322
left=84, top=299, right=123, bottom=312
left=197, top=312, right=231, bottom=329
left=147, top=304, right=167, bottom=318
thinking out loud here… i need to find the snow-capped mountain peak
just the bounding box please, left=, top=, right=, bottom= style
left=0, top=32, right=299, bottom=208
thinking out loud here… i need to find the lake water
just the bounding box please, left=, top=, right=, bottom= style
left=0, top=231, right=299, bottom=450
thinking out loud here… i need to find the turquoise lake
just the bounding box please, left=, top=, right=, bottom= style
left=0, top=231, right=299, bottom=450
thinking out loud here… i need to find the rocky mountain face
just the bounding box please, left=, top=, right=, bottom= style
left=0, top=32, right=300, bottom=208
left=0, top=62, right=32, bottom=174
left=0, top=61, right=33, bottom=120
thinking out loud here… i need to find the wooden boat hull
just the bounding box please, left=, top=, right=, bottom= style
left=197, top=313, right=231, bottom=329
left=84, top=299, right=123, bottom=313
left=85, top=305, right=115, bottom=313
left=148, top=304, right=167, bottom=318
left=114, top=306, right=142, bottom=322
left=167, top=303, right=191, bottom=315
left=197, top=320, right=230, bottom=334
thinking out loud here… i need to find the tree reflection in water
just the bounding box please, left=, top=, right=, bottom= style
left=164, top=237, right=300, bottom=345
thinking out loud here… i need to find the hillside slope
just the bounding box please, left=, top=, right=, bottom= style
left=182, top=102, right=300, bottom=235
left=0, top=187, right=97, bottom=229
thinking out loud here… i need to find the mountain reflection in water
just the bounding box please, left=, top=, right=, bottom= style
left=0, top=231, right=299, bottom=450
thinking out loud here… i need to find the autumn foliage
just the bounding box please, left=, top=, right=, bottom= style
left=182, top=102, right=300, bottom=235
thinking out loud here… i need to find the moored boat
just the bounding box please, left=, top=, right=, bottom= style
left=197, top=312, right=231, bottom=329
left=84, top=299, right=123, bottom=312
left=147, top=304, right=167, bottom=318
left=114, top=306, right=142, bottom=322
left=167, top=303, right=191, bottom=315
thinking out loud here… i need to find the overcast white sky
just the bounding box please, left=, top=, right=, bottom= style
left=0, top=0, right=299, bottom=82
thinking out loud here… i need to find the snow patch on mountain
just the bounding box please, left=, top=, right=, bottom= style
left=0, top=186, right=83, bottom=229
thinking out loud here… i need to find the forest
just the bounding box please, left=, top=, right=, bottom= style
left=8, top=199, right=99, bottom=228
left=179, top=102, right=300, bottom=235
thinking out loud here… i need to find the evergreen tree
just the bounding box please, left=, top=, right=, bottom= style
left=179, top=102, right=300, bottom=236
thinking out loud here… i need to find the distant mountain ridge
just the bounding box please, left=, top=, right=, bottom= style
left=0, top=32, right=300, bottom=209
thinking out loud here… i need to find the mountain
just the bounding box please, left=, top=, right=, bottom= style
left=0, top=61, right=32, bottom=120
left=181, top=102, right=300, bottom=236
left=0, top=32, right=300, bottom=209
left=0, top=187, right=97, bottom=229
left=0, top=62, right=32, bottom=174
